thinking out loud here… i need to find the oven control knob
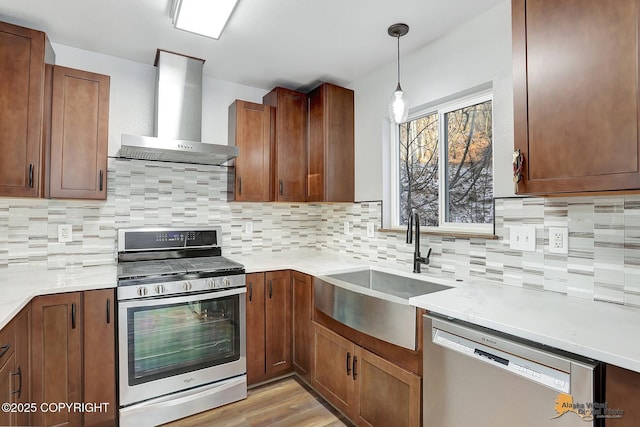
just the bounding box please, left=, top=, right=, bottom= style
left=207, top=279, right=215, bottom=289
left=222, top=277, right=231, bottom=287
left=154, top=285, right=164, bottom=294
left=183, top=281, right=192, bottom=291
left=137, top=287, right=148, bottom=297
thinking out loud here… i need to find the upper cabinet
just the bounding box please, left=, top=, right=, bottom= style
left=0, top=22, right=53, bottom=197
left=48, top=65, right=110, bottom=200
left=263, top=87, right=308, bottom=202
left=512, top=0, right=640, bottom=194
left=228, top=100, right=274, bottom=202
left=0, top=21, right=110, bottom=201
left=307, top=83, right=354, bottom=202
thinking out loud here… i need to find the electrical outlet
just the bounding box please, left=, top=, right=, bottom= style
left=549, top=227, right=568, bottom=254
left=58, top=224, right=72, bottom=243
left=509, top=225, right=536, bottom=252
left=244, top=222, right=253, bottom=235
left=367, top=222, right=375, bottom=238
left=343, top=221, right=350, bottom=235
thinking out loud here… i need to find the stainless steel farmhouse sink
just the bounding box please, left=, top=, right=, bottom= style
left=314, top=268, right=451, bottom=350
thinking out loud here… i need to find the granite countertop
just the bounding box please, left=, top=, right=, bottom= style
left=0, top=265, right=117, bottom=329
left=2, top=249, right=640, bottom=374
left=409, top=283, right=640, bottom=373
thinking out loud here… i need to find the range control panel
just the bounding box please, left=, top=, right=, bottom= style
left=118, top=227, right=220, bottom=252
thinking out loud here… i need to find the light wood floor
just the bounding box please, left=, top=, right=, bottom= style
left=162, top=376, right=353, bottom=427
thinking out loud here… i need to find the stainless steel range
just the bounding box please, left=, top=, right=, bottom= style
left=116, top=227, right=247, bottom=427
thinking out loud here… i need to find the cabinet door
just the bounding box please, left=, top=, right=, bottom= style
left=264, top=270, right=292, bottom=376
left=312, top=322, right=357, bottom=420
left=31, top=293, right=82, bottom=427
left=83, top=289, right=116, bottom=427
left=354, top=346, right=421, bottom=427
left=264, top=88, right=307, bottom=202
left=49, top=66, right=110, bottom=200
left=228, top=100, right=273, bottom=202
left=13, top=306, right=31, bottom=427
left=307, top=83, right=354, bottom=202
left=606, top=365, right=640, bottom=426
left=292, top=271, right=312, bottom=383
left=246, top=273, right=266, bottom=385
left=513, top=0, right=640, bottom=194
left=0, top=353, right=16, bottom=427
left=0, top=22, right=47, bottom=197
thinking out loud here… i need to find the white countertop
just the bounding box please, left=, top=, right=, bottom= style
left=409, top=283, right=640, bottom=373
left=0, top=265, right=117, bottom=329
left=2, top=249, right=640, bottom=374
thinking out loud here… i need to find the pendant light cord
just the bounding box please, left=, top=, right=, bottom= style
left=397, top=34, right=400, bottom=85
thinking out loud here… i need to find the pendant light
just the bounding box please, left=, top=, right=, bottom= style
left=388, top=23, right=409, bottom=124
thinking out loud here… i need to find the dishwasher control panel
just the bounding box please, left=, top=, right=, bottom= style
left=433, top=328, right=571, bottom=394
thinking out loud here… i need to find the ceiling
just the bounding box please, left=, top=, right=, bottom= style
left=1, top=0, right=505, bottom=91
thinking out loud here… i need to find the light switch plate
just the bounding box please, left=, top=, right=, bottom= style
left=367, top=222, right=375, bottom=238
left=510, top=225, right=536, bottom=252
left=244, top=222, right=253, bottom=235
left=343, top=221, right=350, bottom=235
left=58, top=224, right=72, bottom=243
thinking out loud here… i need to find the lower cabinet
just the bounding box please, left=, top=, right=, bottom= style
left=292, top=271, right=312, bottom=383
left=246, top=271, right=292, bottom=385
left=312, top=322, right=421, bottom=427
left=31, top=289, right=116, bottom=427
left=606, top=364, right=640, bottom=426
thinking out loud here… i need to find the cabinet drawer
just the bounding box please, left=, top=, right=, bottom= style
left=0, top=320, right=15, bottom=367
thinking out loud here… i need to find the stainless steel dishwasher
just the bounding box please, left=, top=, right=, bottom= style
left=424, top=315, right=604, bottom=427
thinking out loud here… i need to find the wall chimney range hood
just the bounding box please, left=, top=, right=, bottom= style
left=119, top=50, right=238, bottom=165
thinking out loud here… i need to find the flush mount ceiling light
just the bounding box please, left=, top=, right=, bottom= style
left=172, top=0, right=239, bottom=40
left=388, top=23, right=409, bottom=124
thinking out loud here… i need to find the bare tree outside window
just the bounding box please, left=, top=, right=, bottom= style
left=398, top=98, right=493, bottom=228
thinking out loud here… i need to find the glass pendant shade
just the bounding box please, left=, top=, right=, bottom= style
left=389, top=83, right=409, bottom=124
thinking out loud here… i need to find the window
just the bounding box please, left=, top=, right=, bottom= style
left=394, top=92, right=493, bottom=232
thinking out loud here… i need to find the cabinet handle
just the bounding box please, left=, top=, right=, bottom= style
left=106, top=298, right=111, bottom=324
left=11, top=366, right=22, bottom=398
left=346, top=352, right=351, bottom=376
left=0, top=344, right=9, bottom=358
left=238, top=177, right=242, bottom=195
left=279, top=179, right=284, bottom=196
left=99, top=170, right=104, bottom=191
left=28, top=164, right=34, bottom=188
left=352, top=356, right=358, bottom=380
left=72, top=303, right=76, bottom=329
left=268, top=280, right=273, bottom=299
left=248, top=282, right=253, bottom=302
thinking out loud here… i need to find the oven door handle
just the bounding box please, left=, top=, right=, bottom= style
left=117, top=286, right=246, bottom=309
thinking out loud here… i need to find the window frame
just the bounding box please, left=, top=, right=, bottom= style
left=390, top=90, right=494, bottom=234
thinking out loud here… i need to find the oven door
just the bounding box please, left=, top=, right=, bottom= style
left=118, top=287, right=246, bottom=406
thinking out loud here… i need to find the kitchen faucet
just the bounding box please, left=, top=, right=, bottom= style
left=406, top=208, right=431, bottom=273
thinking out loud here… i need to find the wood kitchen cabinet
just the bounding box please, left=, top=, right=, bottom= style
left=246, top=271, right=292, bottom=385
left=82, top=289, right=116, bottom=427
left=0, top=317, right=16, bottom=427
left=512, top=0, right=640, bottom=194
left=307, top=83, right=354, bottom=202
left=31, top=292, right=83, bottom=427
left=31, top=289, right=116, bottom=427
left=312, top=322, right=421, bottom=426
left=606, top=364, right=640, bottom=426
left=292, top=271, right=313, bottom=383
left=47, top=65, right=110, bottom=200
left=263, top=87, right=307, bottom=202
left=0, top=21, right=54, bottom=198
left=228, top=100, right=274, bottom=202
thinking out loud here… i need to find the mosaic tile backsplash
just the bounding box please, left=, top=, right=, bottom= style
left=0, top=158, right=638, bottom=307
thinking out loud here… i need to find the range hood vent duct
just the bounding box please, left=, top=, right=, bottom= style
left=118, top=50, right=238, bottom=166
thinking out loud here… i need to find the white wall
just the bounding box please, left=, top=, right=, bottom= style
left=51, top=43, right=269, bottom=156
left=348, top=1, right=514, bottom=207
